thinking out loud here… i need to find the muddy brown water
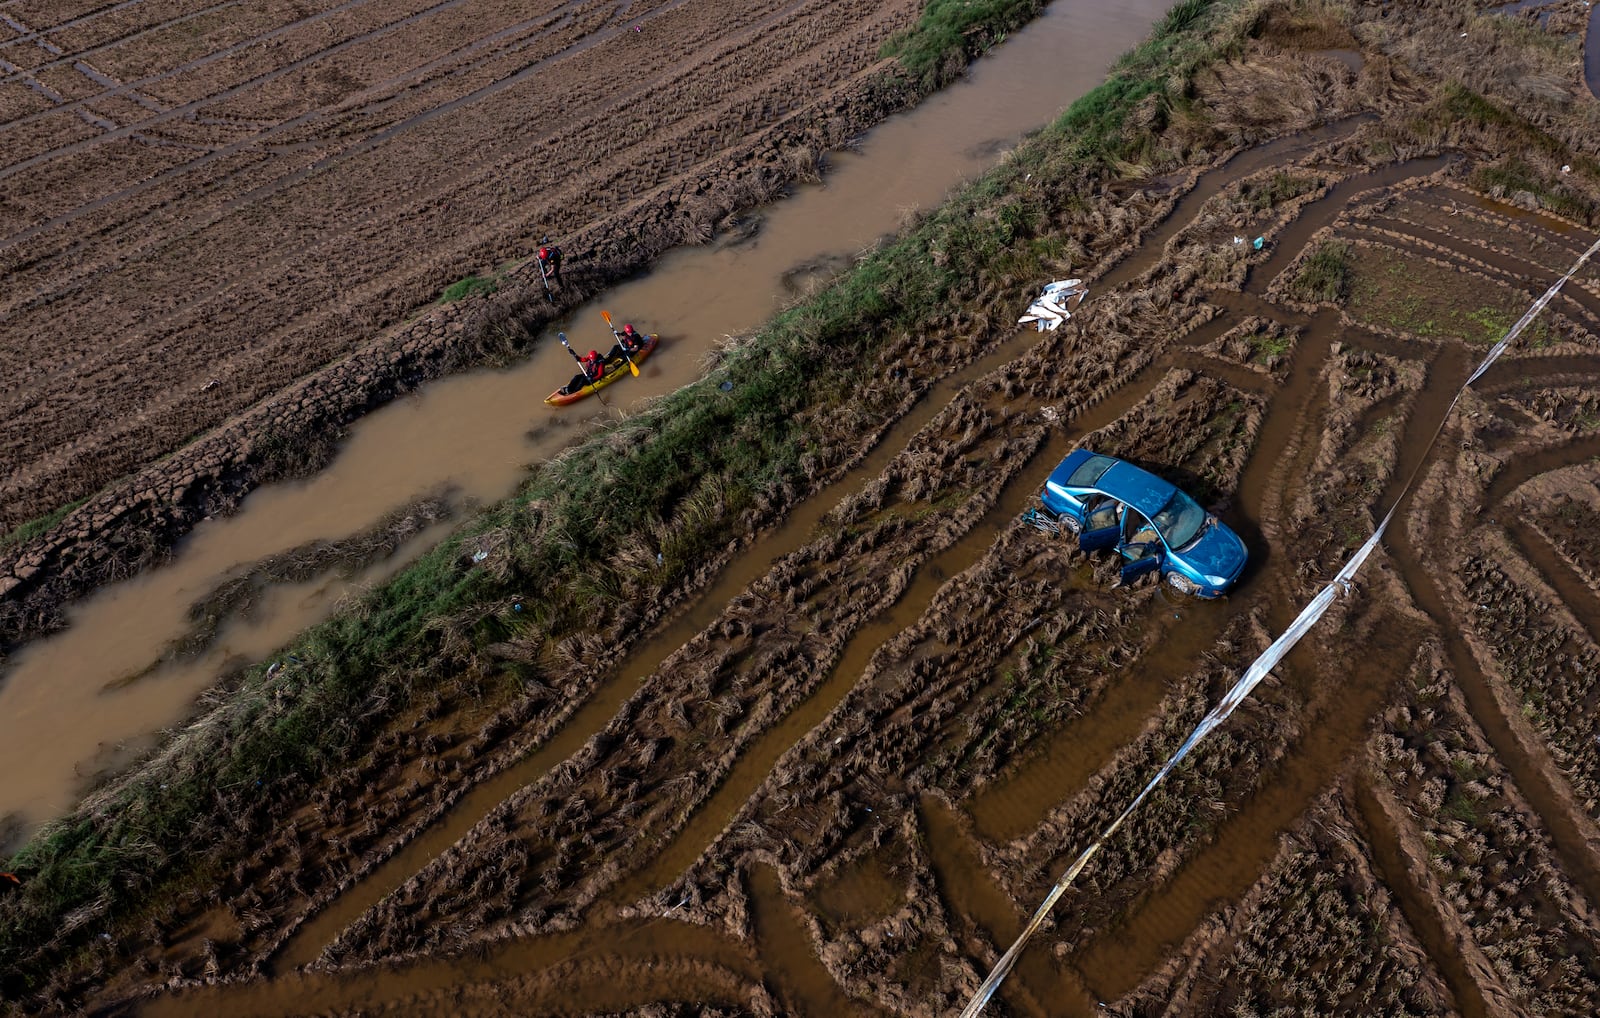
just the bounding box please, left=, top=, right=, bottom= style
left=923, top=796, right=1099, bottom=1018
left=0, top=0, right=1179, bottom=840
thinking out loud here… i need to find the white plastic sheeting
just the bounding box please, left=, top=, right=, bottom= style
left=1018, top=278, right=1088, bottom=330
left=960, top=233, right=1600, bottom=1018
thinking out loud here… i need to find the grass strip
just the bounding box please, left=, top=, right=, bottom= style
left=0, top=499, right=89, bottom=554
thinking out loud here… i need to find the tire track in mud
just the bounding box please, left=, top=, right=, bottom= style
left=1354, top=216, right=1600, bottom=326
left=0, top=0, right=450, bottom=143
left=1068, top=613, right=1430, bottom=1001
left=748, top=865, right=885, bottom=1017
left=1502, top=518, right=1600, bottom=643
left=965, top=317, right=1305, bottom=845
left=922, top=797, right=1098, bottom=1018
left=1388, top=408, right=1600, bottom=915
left=1059, top=331, right=1472, bottom=997
left=1093, top=115, right=1373, bottom=292
left=272, top=333, right=1042, bottom=970
left=1473, top=353, right=1600, bottom=394
left=0, top=0, right=576, bottom=244
left=957, top=155, right=1496, bottom=1002
left=1346, top=224, right=1600, bottom=335
left=141, top=870, right=837, bottom=1018
left=1484, top=433, right=1600, bottom=508
left=613, top=425, right=1066, bottom=905
left=633, top=147, right=1472, bottom=1005
left=1352, top=777, right=1493, bottom=1018
left=0, top=2, right=251, bottom=84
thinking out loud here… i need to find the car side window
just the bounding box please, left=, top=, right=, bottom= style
left=1085, top=496, right=1119, bottom=531
left=1121, top=508, right=1161, bottom=555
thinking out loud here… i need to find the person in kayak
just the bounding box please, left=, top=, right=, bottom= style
left=607, top=323, right=646, bottom=363
left=538, top=244, right=564, bottom=287
left=560, top=349, right=605, bottom=395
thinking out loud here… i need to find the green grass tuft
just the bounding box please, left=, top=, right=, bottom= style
left=438, top=274, right=499, bottom=303
left=0, top=498, right=90, bottom=552
left=1293, top=239, right=1352, bottom=304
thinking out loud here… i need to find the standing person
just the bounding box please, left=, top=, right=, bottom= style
left=561, top=348, right=605, bottom=396
left=607, top=322, right=646, bottom=363
left=538, top=244, right=564, bottom=288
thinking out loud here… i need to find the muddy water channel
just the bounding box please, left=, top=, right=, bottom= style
left=0, top=0, right=1177, bottom=841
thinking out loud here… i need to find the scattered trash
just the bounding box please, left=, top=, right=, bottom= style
left=657, top=552, right=664, bottom=566
left=1562, top=164, right=1572, bottom=174
left=512, top=602, right=523, bottom=613
left=1018, top=278, right=1087, bottom=331
left=1252, top=236, right=1265, bottom=251
left=266, top=661, right=282, bottom=678
left=719, top=380, right=734, bottom=392
left=472, top=549, right=489, bottom=563
left=1460, top=31, right=1467, bottom=36
left=1232, top=236, right=1244, bottom=245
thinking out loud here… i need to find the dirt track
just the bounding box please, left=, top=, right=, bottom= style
left=9, top=1, right=1600, bottom=1016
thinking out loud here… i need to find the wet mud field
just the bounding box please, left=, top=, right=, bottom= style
left=8, top=1, right=1600, bottom=1016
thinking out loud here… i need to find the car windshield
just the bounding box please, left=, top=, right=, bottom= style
left=1066, top=454, right=1116, bottom=487
left=1151, top=489, right=1207, bottom=549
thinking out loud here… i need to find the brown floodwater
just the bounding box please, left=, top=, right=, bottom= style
left=0, top=0, right=1178, bottom=849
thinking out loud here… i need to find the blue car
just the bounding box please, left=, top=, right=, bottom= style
left=1034, top=449, right=1248, bottom=597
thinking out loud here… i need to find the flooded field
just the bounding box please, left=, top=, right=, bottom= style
left=0, top=0, right=1173, bottom=840
left=4, top=1, right=1600, bottom=1016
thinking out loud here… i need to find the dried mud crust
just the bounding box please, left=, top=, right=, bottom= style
left=25, top=6, right=1600, bottom=1017
left=0, top=0, right=928, bottom=658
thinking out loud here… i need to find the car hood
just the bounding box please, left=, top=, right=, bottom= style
left=1180, top=522, right=1247, bottom=581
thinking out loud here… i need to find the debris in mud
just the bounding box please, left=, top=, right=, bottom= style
left=1017, top=279, right=1087, bottom=331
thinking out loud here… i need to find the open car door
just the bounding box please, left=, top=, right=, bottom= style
left=1078, top=497, right=1120, bottom=552
left=1117, top=507, right=1163, bottom=584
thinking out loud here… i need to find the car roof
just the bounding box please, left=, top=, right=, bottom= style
left=1089, top=460, right=1177, bottom=518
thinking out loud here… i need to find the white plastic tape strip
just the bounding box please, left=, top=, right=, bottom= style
left=959, top=233, right=1600, bottom=1017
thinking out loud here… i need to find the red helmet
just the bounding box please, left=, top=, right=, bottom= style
left=623, top=324, right=636, bottom=335
left=539, top=247, right=550, bottom=259
left=588, top=350, right=600, bottom=359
